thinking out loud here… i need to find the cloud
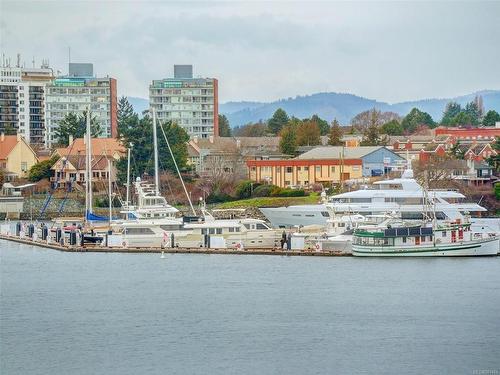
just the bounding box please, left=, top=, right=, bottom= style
left=1, top=1, right=499, bottom=103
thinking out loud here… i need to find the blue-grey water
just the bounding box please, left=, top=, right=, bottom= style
left=1, top=240, right=499, bottom=375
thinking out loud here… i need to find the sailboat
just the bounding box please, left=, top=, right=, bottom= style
left=110, top=109, right=281, bottom=249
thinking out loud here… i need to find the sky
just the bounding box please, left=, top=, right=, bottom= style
left=1, top=1, right=499, bottom=103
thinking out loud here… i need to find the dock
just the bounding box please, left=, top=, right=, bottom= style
left=0, top=234, right=351, bottom=256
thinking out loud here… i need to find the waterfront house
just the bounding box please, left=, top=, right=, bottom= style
left=0, top=133, right=39, bottom=181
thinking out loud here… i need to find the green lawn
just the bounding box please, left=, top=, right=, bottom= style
left=215, top=193, right=321, bottom=209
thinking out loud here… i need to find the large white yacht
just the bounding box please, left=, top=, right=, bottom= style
left=260, top=167, right=489, bottom=228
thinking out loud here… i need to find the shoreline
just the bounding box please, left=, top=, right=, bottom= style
left=0, top=234, right=351, bottom=257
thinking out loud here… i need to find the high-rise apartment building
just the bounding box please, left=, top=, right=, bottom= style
left=0, top=57, right=54, bottom=145
left=45, top=63, right=117, bottom=147
left=150, top=65, right=218, bottom=139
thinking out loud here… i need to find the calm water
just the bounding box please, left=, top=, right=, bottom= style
left=1, top=240, right=500, bottom=375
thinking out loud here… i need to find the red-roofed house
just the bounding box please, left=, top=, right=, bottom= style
left=0, top=133, right=39, bottom=181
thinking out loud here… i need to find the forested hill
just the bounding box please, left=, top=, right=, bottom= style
left=220, top=90, right=500, bottom=126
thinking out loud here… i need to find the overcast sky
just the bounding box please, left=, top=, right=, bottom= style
left=1, top=1, right=499, bottom=103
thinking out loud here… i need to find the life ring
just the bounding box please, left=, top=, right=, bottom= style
left=122, top=240, right=129, bottom=248
left=235, top=242, right=241, bottom=249
left=315, top=243, right=321, bottom=251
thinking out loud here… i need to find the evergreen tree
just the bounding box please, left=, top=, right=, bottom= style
left=309, top=114, right=330, bottom=136
left=279, top=125, right=297, bottom=155
left=441, top=102, right=461, bottom=125
left=296, top=120, right=321, bottom=146
left=268, top=108, right=289, bottom=134
left=116, top=115, right=189, bottom=183
left=328, top=119, right=343, bottom=146
left=381, top=119, right=403, bottom=135
left=401, top=108, right=435, bottom=134
left=28, top=155, right=59, bottom=182
left=117, top=96, right=135, bottom=138
left=218, top=114, right=232, bottom=137
left=54, top=110, right=102, bottom=147
left=464, top=101, right=480, bottom=125
left=452, top=111, right=475, bottom=126
left=482, top=110, right=500, bottom=127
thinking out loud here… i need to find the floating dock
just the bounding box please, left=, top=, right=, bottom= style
left=0, top=234, right=350, bottom=256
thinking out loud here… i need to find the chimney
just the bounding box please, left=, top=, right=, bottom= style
left=209, top=135, right=214, bottom=144
left=1, top=132, right=4, bottom=142
left=69, top=134, right=73, bottom=145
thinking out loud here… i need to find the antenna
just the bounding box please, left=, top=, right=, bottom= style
left=68, top=47, right=71, bottom=64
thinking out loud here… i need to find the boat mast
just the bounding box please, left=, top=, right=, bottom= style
left=158, top=123, right=197, bottom=216
left=125, top=144, right=132, bottom=207
left=85, top=108, right=93, bottom=221
left=152, top=108, right=160, bottom=196
left=108, top=158, right=112, bottom=223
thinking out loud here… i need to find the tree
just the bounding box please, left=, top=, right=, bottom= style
left=296, top=120, right=321, bottom=146
left=279, top=125, right=297, bottom=155
left=0, top=168, right=4, bottom=188
left=117, top=96, right=135, bottom=138
left=464, top=101, right=480, bottom=125
left=54, top=110, right=102, bottom=146
left=233, top=122, right=268, bottom=137
left=328, top=119, right=343, bottom=146
left=448, top=141, right=465, bottom=160
left=309, top=114, right=330, bottom=136
left=116, top=114, right=189, bottom=183
left=452, top=111, right=475, bottom=126
left=28, top=155, right=59, bottom=182
left=218, top=114, right=232, bottom=137
left=351, top=109, right=400, bottom=132
left=486, top=137, right=500, bottom=173
left=441, top=102, right=462, bottom=125
left=381, top=119, right=404, bottom=135
left=360, top=111, right=385, bottom=146
left=401, top=108, right=435, bottom=134
left=268, top=108, right=289, bottom=134
left=483, top=110, right=500, bottom=127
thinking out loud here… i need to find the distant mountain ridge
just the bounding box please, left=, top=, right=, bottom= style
left=127, top=90, right=500, bottom=126
left=221, top=90, right=500, bottom=127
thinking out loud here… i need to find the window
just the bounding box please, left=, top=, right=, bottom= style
left=331, top=166, right=335, bottom=172
left=21, top=162, right=27, bottom=172
left=321, top=211, right=330, bottom=217
left=216, top=228, right=222, bottom=234
left=420, top=236, right=426, bottom=242
left=286, top=167, right=293, bottom=173
left=256, top=223, right=268, bottom=230
left=442, top=231, right=446, bottom=237
left=402, top=237, right=407, bottom=243
left=315, top=166, right=321, bottom=174
left=124, top=227, right=155, bottom=235
left=304, top=166, right=309, bottom=171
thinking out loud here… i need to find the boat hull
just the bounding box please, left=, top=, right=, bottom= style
left=352, top=237, right=499, bottom=257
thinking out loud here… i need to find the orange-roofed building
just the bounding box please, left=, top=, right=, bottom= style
left=54, top=137, right=126, bottom=160
left=0, top=133, right=39, bottom=181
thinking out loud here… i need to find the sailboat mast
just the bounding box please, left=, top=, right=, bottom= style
left=108, top=158, right=112, bottom=223
left=125, top=144, right=131, bottom=207
left=88, top=109, right=93, bottom=215
left=152, top=108, right=160, bottom=196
